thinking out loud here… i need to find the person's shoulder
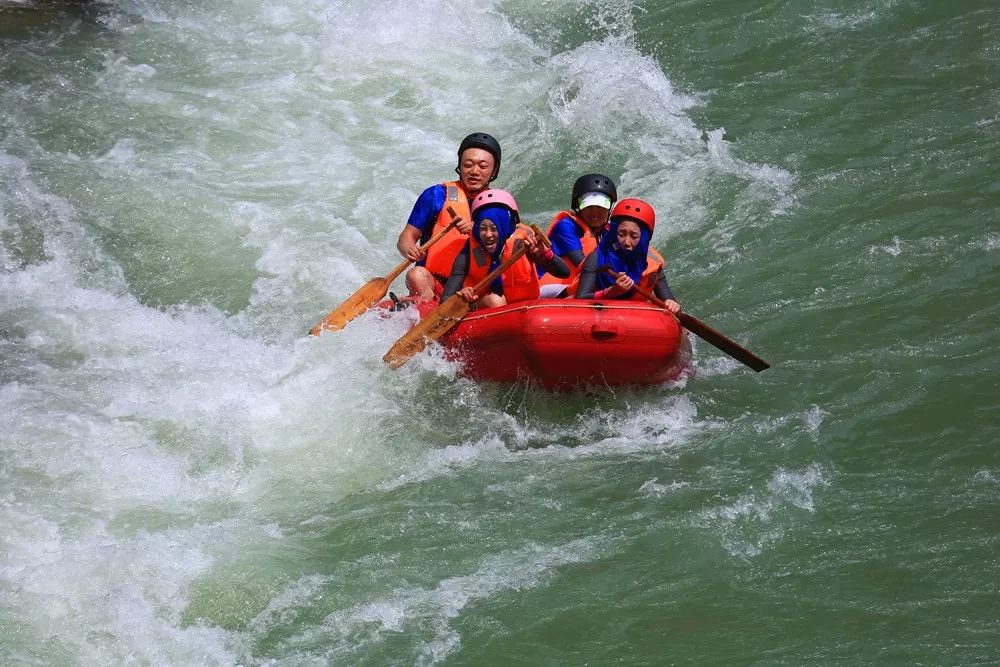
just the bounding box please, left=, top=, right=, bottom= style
left=418, top=183, right=447, bottom=200
left=552, top=211, right=576, bottom=226
left=407, top=184, right=448, bottom=228
left=550, top=215, right=580, bottom=235
left=415, top=183, right=449, bottom=210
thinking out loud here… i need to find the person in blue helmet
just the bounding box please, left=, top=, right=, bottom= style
left=441, top=189, right=569, bottom=309
left=396, top=132, right=502, bottom=300
left=572, top=197, right=680, bottom=312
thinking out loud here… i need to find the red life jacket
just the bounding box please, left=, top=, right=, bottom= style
left=423, top=181, right=473, bottom=280
left=566, top=248, right=666, bottom=298
left=463, top=226, right=541, bottom=304
left=538, top=210, right=602, bottom=287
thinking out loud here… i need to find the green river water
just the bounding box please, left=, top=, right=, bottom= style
left=1, top=0, right=998, bottom=664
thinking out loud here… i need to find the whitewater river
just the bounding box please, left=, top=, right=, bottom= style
left=2, top=0, right=997, bottom=663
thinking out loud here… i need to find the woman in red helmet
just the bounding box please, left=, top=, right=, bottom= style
left=396, top=132, right=502, bottom=300
left=441, top=189, right=570, bottom=309
left=572, top=198, right=680, bottom=313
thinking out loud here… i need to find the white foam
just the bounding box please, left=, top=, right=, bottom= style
left=0, top=0, right=786, bottom=662
left=804, top=9, right=879, bottom=32
left=264, top=536, right=608, bottom=663
left=378, top=392, right=702, bottom=491
left=972, top=469, right=997, bottom=485
left=639, top=478, right=690, bottom=498
left=0, top=513, right=236, bottom=664
left=870, top=235, right=904, bottom=256
left=804, top=404, right=825, bottom=435
left=700, top=463, right=829, bottom=558
left=379, top=436, right=512, bottom=491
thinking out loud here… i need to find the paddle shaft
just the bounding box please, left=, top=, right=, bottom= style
left=464, top=224, right=549, bottom=297
left=309, top=206, right=461, bottom=334
left=384, top=225, right=547, bottom=368
left=383, top=205, right=461, bottom=283
left=603, top=268, right=770, bottom=372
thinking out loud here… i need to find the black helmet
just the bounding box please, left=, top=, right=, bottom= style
left=570, top=173, right=617, bottom=211
left=456, top=132, right=501, bottom=182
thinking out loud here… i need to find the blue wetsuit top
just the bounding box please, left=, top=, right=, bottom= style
left=548, top=215, right=584, bottom=258
left=405, top=184, right=448, bottom=265
left=538, top=214, right=588, bottom=276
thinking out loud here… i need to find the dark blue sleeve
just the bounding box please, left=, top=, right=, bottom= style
left=652, top=268, right=676, bottom=301
left=573, top=252, right=602, bottom=299
left=405, top=184, right=447, bottom=243
left=440, top=242, right=471, bottom=301
left=548, top=217, right=583, bottom=259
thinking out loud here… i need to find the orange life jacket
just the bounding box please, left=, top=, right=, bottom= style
left=538, top=210, right=602, bottom=287
left=423, top=181, right=473, bottom=280
left=565, top=247, right=666, bottom=298
left=463, top=226, right=541, bottom=304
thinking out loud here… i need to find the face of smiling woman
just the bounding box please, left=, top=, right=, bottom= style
left=477, top=219, right=500, bottom=254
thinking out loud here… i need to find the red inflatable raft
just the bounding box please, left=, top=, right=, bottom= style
left=395, top=298, right=692, bottom=390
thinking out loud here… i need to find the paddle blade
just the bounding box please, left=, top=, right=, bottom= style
left=310, top=277, right=390, bottom=335
left=677, top=312, right=770, bottom=371
left=383, top=295, right=470, bottom=368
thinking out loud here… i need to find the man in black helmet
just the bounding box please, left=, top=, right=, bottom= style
left=396, top=132, right=502, bottom=300
left=537, top=173, right=617, bottom=297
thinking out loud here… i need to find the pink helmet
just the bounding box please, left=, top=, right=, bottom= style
left=471, top=189, right=519, bottom=217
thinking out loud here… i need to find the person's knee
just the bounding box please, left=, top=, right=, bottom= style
left=405, top=267, right=435, bottom=299
left=479, top=293, right=506, bottom=309
left=539, top=284, right=567, bottom=298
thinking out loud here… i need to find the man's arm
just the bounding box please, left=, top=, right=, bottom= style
left=397, top=225, right=424, bottom=262
left=652, top=268, right=676, bottom=301
left=548, top=218, right=586, bottom=268
left=398, top=185, right=445, bottom=261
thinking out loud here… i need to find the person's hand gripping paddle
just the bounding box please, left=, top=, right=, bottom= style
left=309, top=207, right=462, bottom=335
left=603, top=268, right=770, bottom=372
left=383, top=225, right=550, bottom=368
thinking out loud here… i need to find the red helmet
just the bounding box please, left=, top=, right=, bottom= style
left=610, top=198, right=655, bottom=232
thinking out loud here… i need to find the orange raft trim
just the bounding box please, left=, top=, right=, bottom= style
left=388, top=297, right=692, bottom=390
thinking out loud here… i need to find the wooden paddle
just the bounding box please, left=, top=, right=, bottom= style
left=383, top=224, right=549, bottom=369
left=309, top=206, right=461, bottom=335
left=603, top=268, right=770, bottom=372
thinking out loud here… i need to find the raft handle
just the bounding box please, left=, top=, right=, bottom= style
left=590, top=324, right=619, bottom=341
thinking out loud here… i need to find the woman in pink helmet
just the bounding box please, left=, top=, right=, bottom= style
left=440, top=189, right=570, bottom=309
